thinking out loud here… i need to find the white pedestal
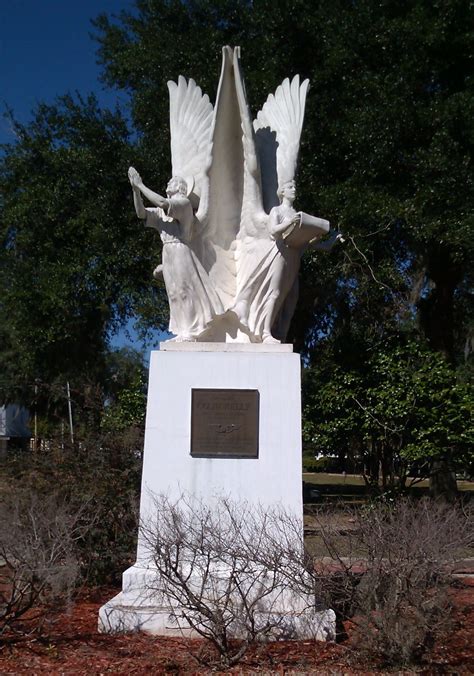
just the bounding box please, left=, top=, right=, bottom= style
left=99, top=344, right=335, bottom=640
left=141, top=345, right=302, bottom=521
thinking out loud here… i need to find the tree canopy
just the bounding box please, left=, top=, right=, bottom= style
left=89, top=0, right=474, bottom=357
left=1, top=0, right=472, bottom=484
left=0, top=95, right=167, bottom=403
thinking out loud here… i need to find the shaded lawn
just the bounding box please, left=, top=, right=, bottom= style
left=303, top=472, right=474, bottom=491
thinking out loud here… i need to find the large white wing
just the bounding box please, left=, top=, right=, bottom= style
left=192, top=47, right=243, bottom=310
left=168, top=76, right=214, bottom=196
left=233, top=46, right=268, bottom=240
left=254, top=75, right=309, bottom=213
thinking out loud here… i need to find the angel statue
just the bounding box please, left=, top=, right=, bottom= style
left=128, top=167, right=224, bottom=342
left=231, top=49, right=335, bottom=343
left=129, top=47, right=339, bottom=343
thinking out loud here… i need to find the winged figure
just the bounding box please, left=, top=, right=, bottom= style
left=231, top=48, right=332, bottom=343
left=129, top=47, right=336, bottom=343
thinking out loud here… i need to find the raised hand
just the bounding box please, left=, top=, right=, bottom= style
left=128, top=166, right=143, bottom=189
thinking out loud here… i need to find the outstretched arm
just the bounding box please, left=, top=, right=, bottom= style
left=128, top=166, right=169, bottom=210
left=310, top=231, right=345, bottom=252
left=128, top=168, right=147, bottom=219
left=132, top=187, right=147, bottom=220
left=138, top=183, right=169, bottom=210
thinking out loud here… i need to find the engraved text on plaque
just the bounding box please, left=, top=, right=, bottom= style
left=191, top=389, right=259, bottom=458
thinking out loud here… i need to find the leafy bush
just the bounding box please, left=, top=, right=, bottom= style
left=303, top=455, right=338, bottom=473
left=303, top=341, right=474, bottom=495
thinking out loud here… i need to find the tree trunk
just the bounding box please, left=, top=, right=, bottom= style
left=429, top=458, right=458, bottom=502
left=419, top=248, right=462, bottom=362
left=420, top=249, right=461, bottom=500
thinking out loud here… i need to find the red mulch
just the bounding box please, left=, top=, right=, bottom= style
left=1, top=581, right=473, bottom=675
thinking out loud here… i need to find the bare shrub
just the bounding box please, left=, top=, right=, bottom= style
left=140, top=494, right=334, bottom=668
left=309, top=498, right=474, bottom=666
left=0, top=491, right=85, bottom=638
left=3, top=438, right=141, bottom=585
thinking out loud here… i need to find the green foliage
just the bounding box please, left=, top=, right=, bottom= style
left=302, top=455, right=337, bottom=473
left=93, top=0, right=474, bottom=362
left=367, top=344, right=473, bottom=469
left=303, top=339, right=474, bottom=488
left=0, top=0, right=472, bottom=502
left=2, top=1, right=472, bottom=374
left=102, top=375, right=146, bottom=431
left=76, top=440, right=141, bottom=584
left=93, top=2, right=473, bottom=496
left=0, top=95, right=167, bottom=404
left=0, top=346, right=146, bottom=584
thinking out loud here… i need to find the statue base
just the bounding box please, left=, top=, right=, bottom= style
left=98, top=344, right=335, bottom=641
left=99, top=563, right=335, bottom=640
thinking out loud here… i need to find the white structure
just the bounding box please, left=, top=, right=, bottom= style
left=0, top=404, right=30, bottom=438
left=99, top=344, right=335, bottom=639
left=129, top=46, right=340, bottom=344
left=99, top=47, right=337, bottom=642
left=136, top=345, right=301, bottom=513
left=0, top=404, right=30, bottom=455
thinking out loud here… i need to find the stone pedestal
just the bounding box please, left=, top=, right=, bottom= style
left=98, top=343, right=335, bottom=640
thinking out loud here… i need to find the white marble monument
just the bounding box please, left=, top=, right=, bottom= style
left=128, top=46, right=340, bottom=344
left=99, top=46, right=337, bottom=641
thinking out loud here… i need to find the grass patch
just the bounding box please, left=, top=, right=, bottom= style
left=303, top=473, right=474, bottom=492
left=303, top=472, right=365, bottom=486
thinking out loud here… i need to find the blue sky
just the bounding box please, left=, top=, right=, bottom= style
left=0, top=0, right=134, bottom=144
left=1, top=0, right=167, bottom=357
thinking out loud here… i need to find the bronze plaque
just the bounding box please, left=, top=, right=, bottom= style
left=191, top=389, right=259, bottom=458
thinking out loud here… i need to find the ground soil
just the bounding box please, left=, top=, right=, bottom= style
left=1, top=579, right=473, bottom=675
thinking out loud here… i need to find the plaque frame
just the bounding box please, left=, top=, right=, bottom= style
left=190, top=388, right=260, bottom=459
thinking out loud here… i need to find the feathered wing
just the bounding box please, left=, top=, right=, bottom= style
left=254, top=75, right=309, bottom=213
left=166, top=55, right=310, bottom=316
left=194, top=47, right=244, bottom=309
left=232, top=70, right=310, bottom=335
left=167, top=76, right=214, bottom=198
left=233, top=45, right=277, bottom=328
left=233, top=46, right=267, bottom=239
